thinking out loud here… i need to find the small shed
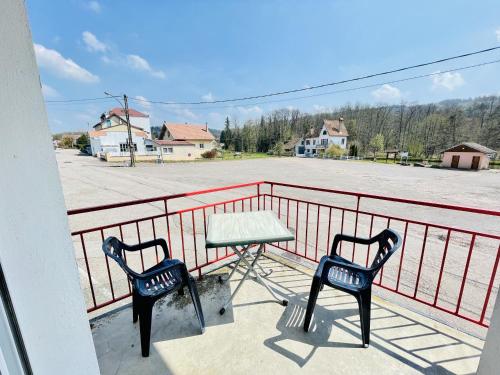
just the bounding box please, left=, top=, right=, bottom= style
left=441, top=142, right=496, bottom=170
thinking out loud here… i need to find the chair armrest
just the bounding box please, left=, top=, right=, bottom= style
left=330, top=233, right=379, bottom=257
left=126, top=238, right=170, bottom=259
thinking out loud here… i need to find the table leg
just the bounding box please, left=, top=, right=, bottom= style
left=219, top=244, right=287, bottom=315
left=218, top=244, right=250, bottom=284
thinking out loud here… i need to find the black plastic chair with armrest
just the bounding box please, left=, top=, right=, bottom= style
left=102, top=237, right=205, bottom=357
left=303, top=228, right=401, bottom=347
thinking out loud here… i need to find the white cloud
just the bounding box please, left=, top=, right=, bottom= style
left=236, top=106, right=263, bottom=115
left=432, top=72, right=464, bottom=91
left=371, top=84, right=401, bottom=102
left=163, top=104, right=198, bottom=120
left=496, top=27, right=500, bottom=41
left=41, top=83, right=59, bottom=98
left=135, top=95, right=151, bottom=109
left=202, top=92, right=215, bottom=102
left=82, top=31, right=107, bottom=52
left=86, top=1, right=101, bottom=13
left=312, top=104, right=333, bottom=113
left=34, top=43, right=99, bottom=83
left=127, top=54, right=166, bottom=79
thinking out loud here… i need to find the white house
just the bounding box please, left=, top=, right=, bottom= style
left=89, top=108, right=152, bottom=160
left=294, top=118, right=349, bottom=157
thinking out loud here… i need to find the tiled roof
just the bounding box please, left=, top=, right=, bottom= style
left=161, top=123, right=215, bottom=141
left=154, top=140, right=195, bottom=146
left=444, top=142, right=497, bottom=155
left=323, top=119, right=349, bottom=137
left=109, top=107, right=149, bottom=118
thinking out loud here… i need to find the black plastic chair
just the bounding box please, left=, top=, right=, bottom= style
left=303, top=228, right=401, bottom=347
left=102, top=237, right=205, bottom=357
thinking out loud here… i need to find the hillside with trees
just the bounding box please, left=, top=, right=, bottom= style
left=218, top=95, right=500, bottom=158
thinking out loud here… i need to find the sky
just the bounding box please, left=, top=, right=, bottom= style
left=27, top=0, right=500, bottom=133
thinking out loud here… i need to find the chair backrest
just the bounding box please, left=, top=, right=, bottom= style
left=102, top=237, right=138, bottom=280
left=369, top=229, right=401, bottom=275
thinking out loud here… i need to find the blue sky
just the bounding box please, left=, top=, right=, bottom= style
left=27, top=0, right=500, bottom=133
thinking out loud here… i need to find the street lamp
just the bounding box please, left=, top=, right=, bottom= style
left=104, top=92, right=135, bottom=167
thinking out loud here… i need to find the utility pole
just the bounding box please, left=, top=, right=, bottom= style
left=123, top=94, right=135, bottom=167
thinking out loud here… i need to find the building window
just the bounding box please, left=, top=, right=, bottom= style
left=313, top=140, right=316, bottom=145
left=163, top=147, right=173, bottom=154
left=341, top=138, right=345, bottom=145
left=322, top=130, right=327, bottom=135
left=321, top=139, right=328, bottom=146
left=199, top=143, right=204, bottom=149
left=306, top=140, right=310, bottom=145
left=145, top=144, right=156, bottom=152
left=312, top=149, right=317, bottom=154
left=120, top=143, right=137, bottom=152
left=306, top=149, right=310, bottom=153
left=301, top=140, right=304, bottom=145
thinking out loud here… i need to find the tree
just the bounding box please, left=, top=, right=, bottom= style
left=369, top=133, right=384, bottom=159
left=222, top=117, right=232, bottom=150
left=326, top=144, right=345, bottom=157
left=273, top=141, right=284, bottom=156
left=76, top=134, right=89, bottom=150
left=60, top=136, right=74, bottom=149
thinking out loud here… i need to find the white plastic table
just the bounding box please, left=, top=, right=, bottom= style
left=206, top=210, right=295, bottom=315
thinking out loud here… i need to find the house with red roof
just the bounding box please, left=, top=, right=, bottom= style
left=89, top=108, right=152, bottom=159
left=155, top=122, right=217, bottom=160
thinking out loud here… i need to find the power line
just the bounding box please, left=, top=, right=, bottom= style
left=132, top=59, right=500, bottom=111
left=44, top=46, right=500, bottom=106
left=131, top=46, right=500, bottom=105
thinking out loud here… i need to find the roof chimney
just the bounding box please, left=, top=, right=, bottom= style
left=204, top=122, right=208, bottom=132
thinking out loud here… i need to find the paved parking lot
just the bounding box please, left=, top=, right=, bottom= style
left=56, top=150, right=500, bottom=337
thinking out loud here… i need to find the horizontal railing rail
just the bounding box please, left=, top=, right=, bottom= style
left=67, top=181, right=500, bottom=329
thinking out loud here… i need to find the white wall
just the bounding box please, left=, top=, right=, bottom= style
left=442, top=152, right=489, bottom=169
left=0, top=1, right=100, bottom=373
left=478, top=291, right=500, bottom=374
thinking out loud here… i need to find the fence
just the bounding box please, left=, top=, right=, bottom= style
left=67, top=181, right=500, bottom=329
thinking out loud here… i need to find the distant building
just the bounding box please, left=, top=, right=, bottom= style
left=441, top=142, right=496, bottom=170
left=89, top=108, right=151, bottom=159
left=157, top=122, right=216, bottom=160
left=292, top=118, right=349, bottom=157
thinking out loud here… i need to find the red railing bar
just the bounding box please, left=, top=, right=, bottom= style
left=295, top=201, right=299, bottom=254
left=80, top=233, right=97, bottom=307
left=257, top=184, right=260, bottom=210
left=270, top=183, right=274, bottom=210
left=264, top=181, right=500, bottom=217
left=433, top=229, right=452, bottom=306
left=100, top=229, right=115, bottom=300
left=304, top=203, right=310, bottom=258
left=213, top=205, right=218, bottom=260
left=224, top=203, right=228, bottom=256
left=366, top=215, right=375, bottom=267
left=315, top=205, right=320, bottom=261
left=192, top=211, right=198, bottom=273
left=379, top=218, right=391, bottom=284
left=395, top=222, right=409, bottom=291
left=480, top=245, right=500, bottom=324
left=352, top=196, right=361, bottom=260
left=339, top=210, right=345, bottom=256
left=265, top=193, right=500, bottom=241
left=455, top=234, right=476, bottom=314
left=203, top=208, right=208, bottom=263
left=118, top=225, right=132, bottom=294
left=326, top=207, right=332, bottom=256
left=151, top=219, right=159, bottom=263
left=135, top=222, right=145, bottom=271
left=179, top=212, right=186, bottom=263
left=413, top=225, right=429, bottom=298
left=87, top=292, right=131, bottom=313
left=68, top=181, right=265, bottom=215
left=286, top=199, right=290, bottom=251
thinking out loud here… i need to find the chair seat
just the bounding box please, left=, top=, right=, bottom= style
left=136, top=260, right=184, bottom=297
left=325, top=255, right=368, bottom=290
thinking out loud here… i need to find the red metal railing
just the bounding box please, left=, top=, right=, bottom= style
left=67, top=181, right=500, bottom=328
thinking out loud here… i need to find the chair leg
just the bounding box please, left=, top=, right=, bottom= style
left=187, top=277, right=205, bottom=334
left=132, top=290, right=138, bottom=323
left=304, top=276, right=322, bottom=332
left=358, top=288, right=372, bottom=347
left=138, top=301, right=154, bottom=357
left=178, top=287, right=185, bottom=297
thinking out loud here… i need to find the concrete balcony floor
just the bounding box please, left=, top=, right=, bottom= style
left=91, top=254, right=484, bottom=374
